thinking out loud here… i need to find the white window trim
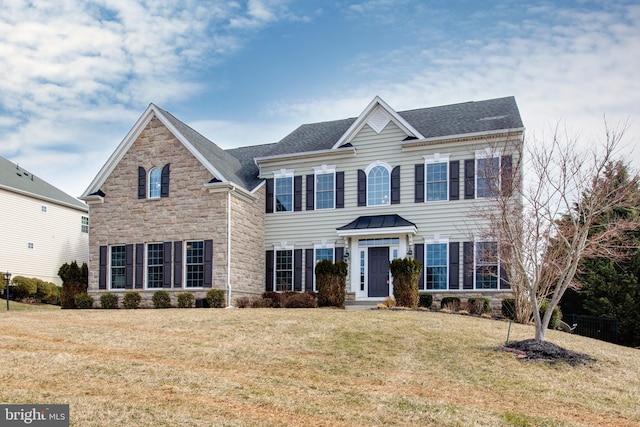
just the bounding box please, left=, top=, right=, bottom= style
left=313, top=165, right=336, bottom=210
left=184, top=240, right=205, bottom=289
left=475, top=149, right=503, bottom=199
left=273, top=169, right=295, bottom=213
left=473, top=239, right=500, bottom=290
left=364, top=161, right=392, bottom=207
left=424, top=235, right=449, bottom=291
left=424, top=153, right=450, bottom=202
left=313, top=241, right=335, bottom=291
left=148, top=167, right=162, bottom=199
left=145, top=242, right=164, bottom=290
left=109, top=244, right=126, bottom=291
left=273, top=241, right=294, bottom=292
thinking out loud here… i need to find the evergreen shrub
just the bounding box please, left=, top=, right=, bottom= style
left=418, top=294, right=433, bottom=308
left=468, top=297, right=491, bottom=315
left=440, top=296, right=461, bottom=311
left=316, top=260, right=347, bottom=307
left=122, top=291, right=141, bottom=309
left=152, top=290, right=171, bottom=308
left=501, top=298, right=516, bottom=319
left=206, top=289, right=225, bottom=308
left=100, top=292, right=119, bottom=309
left=74, top=293, right=94, bottom=309
left=283, top=292, right=317, bottom=308
left=389, top=258, right=422, bottom=308
left=177, top=293, right=194, bottom=308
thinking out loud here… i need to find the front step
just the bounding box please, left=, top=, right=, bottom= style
left=344, top=300, right=379, bottom=311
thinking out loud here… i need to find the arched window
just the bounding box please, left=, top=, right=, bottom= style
left=149, top=168, right=161, bottom=198
left=367, top=165, right=390, bottom=206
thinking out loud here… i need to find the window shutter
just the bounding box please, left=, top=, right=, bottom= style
left=305, top=249, right=314, bottom=292
left=463, top=241, right=474, bottom=290
left=501, top=155, right=513, bottom=197
left=294, top=176, right=302, bottom=212
left=357, top=170, right=366, bottom=207
left=336, top=171, right=345, bottom=209
left=464, top=159, right=475, bottom=199
left=138, top=167, right=146, bottom=199
left=99, top=245, right=107, bottom=290
left=306, top=175, right=314, bottom=211
left=135, top=243, right=144, bottom=289
left=125, top=244, right=134, bottom=289
left=163, top=242, right=172, bottom=288
left=265, top=179, right=274, bottom=213
left=203, top=240, right=213, bottom=288
left=294, top=249, right=302, bottom=291
left=414, top=164, right=424, bottom=203
left=449, top=242, right=460, bottom=290
left=161, top=163, right=170, bottom=197
left=391, top=166, right=400, bottom=205
left=449, top=161, right=460, bottom=200
left=266, top=250, right=274, bottom=291
left=414, top=243, right=424, bottom=290
left=174, top=241, right=182, bottom=288
left=500, top=243, right=511, bottom=289
left=335, top=247, right=344, bottom=262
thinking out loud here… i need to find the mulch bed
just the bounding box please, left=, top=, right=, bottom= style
left=500, top=339, right=595, bottom=366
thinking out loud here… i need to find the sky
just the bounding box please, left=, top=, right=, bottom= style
left=1, top=0, right=639, bottom=199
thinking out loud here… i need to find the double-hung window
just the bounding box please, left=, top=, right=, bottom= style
left=475, top=241, right=498, bottom=289
left=315, top=172, right=335, bottom=209
left=185, top=241, right=204, bottom=288
left=110, top=245, right=126, bottom=289
left=275, top=250, right=293, bottom=291
left=147, top=243, right=164, bottom=288
left=367, top=164, right=391, bottom=206
left=425, top=154, right=449, bottom=201
left=426, top=243, right=448, bottom=289
left=81, top=216, right=89, bottom=233
left=275, top=173, right=293, bottom=212
left=476, top=149, right=501, bottom=198
left=149, top=168, right=162, bottom=199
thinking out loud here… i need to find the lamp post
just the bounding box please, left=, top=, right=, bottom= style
left=4, top=271, right=11, bottom=311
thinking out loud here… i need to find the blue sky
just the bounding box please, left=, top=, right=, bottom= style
left=1, top=0, right=639, bottom=197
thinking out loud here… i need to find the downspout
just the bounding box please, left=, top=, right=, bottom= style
left=226, top=186, right=234, bottom=308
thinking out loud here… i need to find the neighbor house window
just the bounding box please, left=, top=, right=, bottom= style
left=426, top=162, right=448, bottom=201
left=315, top=173, right=335, bottom=209
left=147, top=243, right=164, bottom=288
left=149, top=168, right=161, bottom=199
left=275, top=176, right=293, bottom=212
left=367, top=165, right=390, bottom=206
left=185, top=241, right=204, bottom=288
left=275, top=250, right=293, bottom=291
left=426, top=243, right=448, bottom=289
left=110, top=245, right=126, bottom=289
left=475, top=241, right=498, bottom=289
left=41, top=205, right=47, bottom=212
left=27, top=242, right=34, bottom=249
left=476, top=156, right=500, bottom=198
left=81, top=216, right=89, bottom=233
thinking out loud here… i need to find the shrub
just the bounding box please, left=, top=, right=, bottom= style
left=440, top=296, right=461, bottom=311
left=152, top=290, right=171, bottom=308
left=468, top=297, right=491, bottom=315
left=206, top=289, right=225, bottom=308
left=235, top=296, right=252, bottom=308
left=100, top=292, right=119, bottom=309
left=10, top=276, right=37, bottom=300
left=501, top=298, right=516, bottom=319
left=418, top=294, right=433, bottom=309
left=284, top=292, right=317, bottom=308
left=122, top=291, right=141, bottom=309
left=59, top=261, right=88, bottom=309
left=74, top=292, right=94, bottom=309
left=539, top=301, right=562, bottom=329
left=389, top=258, right=422, bottom=308
left=316, top=260, right=347, bottom=307
left=36, top=280, right=60, bottom=305
left=177, top=293, right=194, bottom=308
left=251, top=297, right=269, bottom=308
left=382, top=296, right=396, bottom=308
left=262, top=291, right=281, bottom=308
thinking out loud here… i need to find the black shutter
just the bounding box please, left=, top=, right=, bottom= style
left=449, top=161, right=460, bottom=201
left=500, top=265, right=511, bottom=289
left=449, top=242, right=460, bottom=290
left=203, top=240, right=213, bottom=288
left=335, top=247, right=344, bottom=262
left=501, top=155, right=513, bottom=197
left=357, top=170, right=366, bottom=206
left=99, top=245, right=107, bottom=290
left=414, top=243, right=424, bottom=290
left=414, top=164, right=424, bottom=203
left=391, top=166, right=400, bottom=205
left=463, top=241, right=474, bottom=290
left=161, top=163, right=170, bottom=197
left=125, top=244, right=134, bottom=289
left=294, top=176, right=302, bottom=212
left=306, top=175, right=314, bottom=211
left=138, top=167, right=146, bottom=199
left=163, top=242, right=172, bottom=288
left=305, top=249, right=314, bottom=292
left=174, top=241, right=182, bottom=288
left=464, top=159, right=475, bottom=199
left=135, top=243, right=144, bottom=289
left=265, top=179, right=274, bottom=213
left=294, top=249, right=302, bottom=291
left=266, top=250, right=274, bottom=291
left=336, top=172, right=345, bottom=209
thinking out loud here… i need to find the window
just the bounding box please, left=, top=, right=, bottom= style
left=367, top=165, right=390, bottom=206
left=275, top=176, right=293, bottom=212
left=81, top=216, right=89, bottom=233
left=185, top=241, right=204, bottom=288
left=27, top=242, right=34, bottom=249
left=426, top=162, right=448, bottom=201
left=476, top=157, right=500, bottom=198
left=110, top=246, right=126, bottom=289
left=149, top=168, right=161, bottom=199
left=426, top=243, right=448, bottom=289
left=315, top=173, right=335, bottom=209
left=475, top=241, right=498, bottom=289
left=315, top=248, right=334, bottom=264
left=360, top=251, right=365, bottom=291
left=147, top=243, right=164, bottom=288
left=275, top=250, right=293, bottom=291
left=41, top=205, right=47, bottom=213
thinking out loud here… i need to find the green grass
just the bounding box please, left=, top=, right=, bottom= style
left=0, top=308, right=638, bottom=426
left=0, top=300, right=61, bottom=311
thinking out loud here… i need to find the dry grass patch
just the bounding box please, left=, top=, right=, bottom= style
left=0, top=309, right=638, bottom=426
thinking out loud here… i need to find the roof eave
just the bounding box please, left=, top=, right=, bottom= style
left=255, top=146, right=356, bottom=167
left=402, top=127, right=525, bottom=151
left=1, top=185, right=88, bottom=212
left=336, top=225, right=417, bottom=237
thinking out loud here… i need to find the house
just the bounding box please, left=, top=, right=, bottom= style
left=0, top=156, right=89, bottom=286
left=81, top=96, right=524, bottom=307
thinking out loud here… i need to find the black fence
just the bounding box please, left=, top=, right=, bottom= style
left=563, top=314, right=618, bottom=344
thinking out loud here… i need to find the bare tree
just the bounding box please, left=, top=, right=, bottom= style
left=479, top=122, right=637, bottom=342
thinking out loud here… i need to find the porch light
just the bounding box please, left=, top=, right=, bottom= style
left=343, top=250, right=350, bottom=262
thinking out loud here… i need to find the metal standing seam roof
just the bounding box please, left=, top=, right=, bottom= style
left=337, top=215, right=417, bottom=231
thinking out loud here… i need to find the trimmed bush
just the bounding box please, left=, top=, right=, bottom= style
left=100, top=292, right=119, bottom=309
left=316, top=260, right=347, bottom=307
left=390, top=258, right=422, bottom=308
left=262, top=291, right=281, bottom=308
left=284, top=292, right=317, bottom=308
left=74, top=293, right=94, bottom=309
left=177, top=293, right=194, bottom=308
left=36, top=280, right=60, bottom=305
left=440, top=296, right=461, bottom=311
left=206, top=289, right=225, bottom=308
left=152, top=290, right=171, bottom=308
left=122, top=291, right=141, bottom=309
left=418, top=294, right=433, bottom=309
left=59, top=261, right=88, bottom=309
left=10, top=276, right=37, bottom=300
left=501, top=298, right=516, bottom=319
left=468, top=297, right=491, bottom=315
left=539, top=301, right=562, bottom=329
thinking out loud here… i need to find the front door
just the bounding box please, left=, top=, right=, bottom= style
left=368, top=247, right=390, bottom=297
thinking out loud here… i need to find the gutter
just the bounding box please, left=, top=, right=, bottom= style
left=226, top=185, right=234, bottom=308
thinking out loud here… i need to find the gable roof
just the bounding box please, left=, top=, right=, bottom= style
left=0, top=156, right=88, bottom=211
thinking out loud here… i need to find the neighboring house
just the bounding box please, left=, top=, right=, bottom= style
left=0, top=156, right=89, bottom=286
left=81, top=96, right=524, bottom=307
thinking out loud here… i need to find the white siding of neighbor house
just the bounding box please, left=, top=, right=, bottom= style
left=0, top=189, right=89, bottom=285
